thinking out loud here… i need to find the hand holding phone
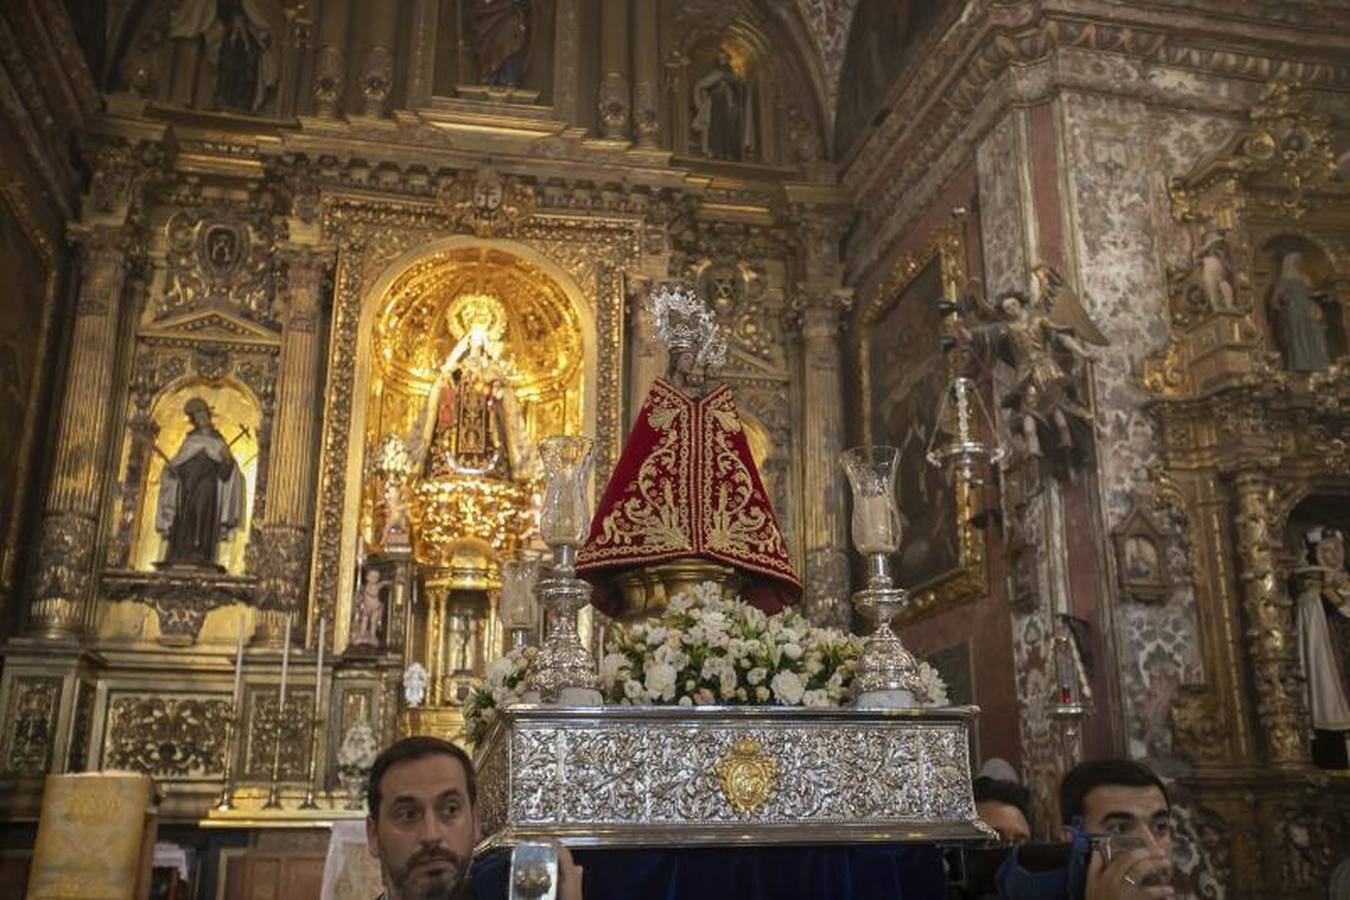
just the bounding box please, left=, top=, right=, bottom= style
left=1085, top=836, right=1175, bottom=900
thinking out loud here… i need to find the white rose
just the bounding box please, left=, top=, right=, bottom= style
left=755, top=685, right=770, bottom=703
left=782, top=642, right=803, bottom=661
left=600, top=652, right=631, bottom=683
left=678, top=695, right=693, bottom=707
left=770, top=670, right=805, bottom=705
left=623, top=678, right=645, bottom=702
left=747, top=667, right=767, bottom=686
left=645, top=662, right=678, bottom=701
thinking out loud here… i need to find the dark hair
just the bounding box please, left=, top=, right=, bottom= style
left=1059, top=759, right=1169, bottom=826
left=366, top=736, right=477, bottom=820
left=973, top=776, right=1033, bottom=827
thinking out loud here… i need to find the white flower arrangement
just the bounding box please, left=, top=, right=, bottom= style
left=464, top=644, right=536, bottom=745
left=462, top=582, right=951, bottom=742
left=601, top=582, right=863, bottom=707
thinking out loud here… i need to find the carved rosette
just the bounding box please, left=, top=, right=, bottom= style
left=1231, top=470, right=1305, bottom=765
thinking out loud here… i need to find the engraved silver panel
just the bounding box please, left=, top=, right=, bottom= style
left=475, top=705, right=990, bottom=848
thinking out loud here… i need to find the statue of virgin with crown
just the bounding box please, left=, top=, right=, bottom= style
left=576, top=284, right=800, bottom=618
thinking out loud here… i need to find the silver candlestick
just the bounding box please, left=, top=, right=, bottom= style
left=840, top=446, right=924, bottom=708
left=526, top=436, right=602, bottom=705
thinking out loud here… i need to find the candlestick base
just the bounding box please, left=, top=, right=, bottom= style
left=526, top=566, right=600, bottom=704
left=850, top=553, right=923, bottom=707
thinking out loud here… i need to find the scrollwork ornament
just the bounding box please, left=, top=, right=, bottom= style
left=2, top=678, right=61, bottom=773
left=104, top=695, right=233, bottom=777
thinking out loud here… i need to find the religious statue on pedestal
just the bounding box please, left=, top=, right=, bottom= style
left=692, top=49, right=753, bottom=162
left=471, top=0, right=535, bottom=87
left=170, top=0, right=278, bottom=112
left=1295, top=527, right=1350, bottom=769
left=1271, top=251, right=1332, bottom=372
left=154, top=397, right=246, bottom=570
left=407, top=305, right=531, bottom=483
left=348, top=566, right=388, bottom=649
left=577, top=284, right=800, bottom=617
left=959, top=266, right=1105, bottom=474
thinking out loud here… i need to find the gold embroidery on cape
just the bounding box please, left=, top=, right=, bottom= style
left=700, top=389, right=792, bottom=571
left=589, top=382, right=692, bottom=556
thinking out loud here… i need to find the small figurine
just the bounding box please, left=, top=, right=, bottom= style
left=402, top=662, right=429, bottom=708
left=349, top=567, right=387, bottom=648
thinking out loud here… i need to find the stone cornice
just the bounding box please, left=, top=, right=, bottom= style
left=840, top=2, right=1350, bottom=285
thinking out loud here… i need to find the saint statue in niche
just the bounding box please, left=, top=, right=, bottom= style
left=471, top=0, right=535, bottom=87
left=169, top=0, right=278, bottom=112
left=154, top=396, right=247, bottom=570
left=349, top=567, right=388, bottom=649
left=407, top=307, right=529, bottom=482
left=692, top=49, right=753, bottom=162
left=1271, top=251, right=1332, bottom=372
left=1295, top=527, right=1350, bottom=769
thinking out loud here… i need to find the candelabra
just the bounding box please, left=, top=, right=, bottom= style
left=213, top=709, right=240, bottom=812
left=525, top=436, right=602, bottom=705
left=924, top=375, right=1004, bottom=481
left=262, top=696, right=290, bottom=810
left=840, top=446, right=923, bottom=708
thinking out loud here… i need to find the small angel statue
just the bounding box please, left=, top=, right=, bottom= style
left=402, top=661, right=429, bottom=708
left=956, top=265, right=1106, bottom=474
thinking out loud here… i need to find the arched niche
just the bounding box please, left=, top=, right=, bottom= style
left=333, top=237, right=597, bottom=648
left=129, top=377, right=262, bottom=575
left=1256, top=233, right=1347, bottom=368
left=668, top=11, right=828, bottom=167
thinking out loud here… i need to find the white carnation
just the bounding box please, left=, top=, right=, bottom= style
left=644, top=662, right=678, bottom=701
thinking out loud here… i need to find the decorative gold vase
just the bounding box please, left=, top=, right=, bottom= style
left=609, top=558, right=743, bottom=621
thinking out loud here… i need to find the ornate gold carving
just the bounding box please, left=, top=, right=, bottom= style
left=241, top=690, right=313, bottom=781
left=103, top=569, right=256, bottom=643
left=2, top=676, right=61, bottom=773
left=105, top=694, right=234, bottom=778
left=714, top=737, right=779, bottom=815
left=438, top=166, right=536, bottom=237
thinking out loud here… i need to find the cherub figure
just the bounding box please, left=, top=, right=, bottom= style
left=349, top=567, right=387, bottom=648
left=958, top=265, right=1106, bottom=474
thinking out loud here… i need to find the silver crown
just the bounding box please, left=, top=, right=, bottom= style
left=647, top=283, right=727, bottom=370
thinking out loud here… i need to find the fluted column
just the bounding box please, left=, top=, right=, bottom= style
left=1231, top=468, right=1307, bottom=766
left=632, top=0, right=660, bottom=147
left=598, top=0, right=631, bottom=140
left=799, top=289, right=852, bottom=628
left=256, top=245, right=333, bottom=644
left=29, top=225, right=135, bottom=637
left=310, top=0, right=351, bottom=117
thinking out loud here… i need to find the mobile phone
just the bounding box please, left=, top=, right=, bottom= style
left=1092, top=834, right=1148, bottom=864
left=508, top=841, right=558, bottom=900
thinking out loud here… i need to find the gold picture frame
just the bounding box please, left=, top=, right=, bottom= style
left=858, top=225, right=988, bottom=623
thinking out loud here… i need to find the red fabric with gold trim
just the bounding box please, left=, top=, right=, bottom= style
left=578, top=379, right=801, bottom=616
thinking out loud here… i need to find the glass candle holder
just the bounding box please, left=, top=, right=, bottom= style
left=538, top=436, right=595, bottom=550
left=500, top=554, right=543, bottom=637
left=840, top=446, right=903, bottom=556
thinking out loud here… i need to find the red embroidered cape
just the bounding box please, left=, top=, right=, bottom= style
left=577, top=379, right=801, bottom=615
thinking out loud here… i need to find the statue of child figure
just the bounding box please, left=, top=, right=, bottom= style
left=349, top=567, right=388, bottom=648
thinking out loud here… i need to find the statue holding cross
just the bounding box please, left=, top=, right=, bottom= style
left=154, top=396, right=247, bottom=571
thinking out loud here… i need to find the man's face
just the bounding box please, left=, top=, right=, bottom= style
left=1078, top=784, right=1174, bottom=859
left=976, top=800, right=1031, bottom=846
left=366, top=754, right=481, bottom=900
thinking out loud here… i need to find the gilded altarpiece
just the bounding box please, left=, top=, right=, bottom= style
left=1141, top=84, right=1350, bottom=897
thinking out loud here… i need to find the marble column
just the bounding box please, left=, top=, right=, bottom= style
left=256, top=245, right=332, bottom=645
left=632, top=0, right=660, bottom=147
left=30, top=225, right=135, bottom=638
left=598, top=0, right=631, bottom=140
left=1231, top=468, right=1306, bottom=766
left=358, top=0, right=398, bottom=117
left=310, top=0, right=351, bottom=117
left=799, top=289, right=852, bottom=628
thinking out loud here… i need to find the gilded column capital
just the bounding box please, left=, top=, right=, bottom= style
left=278, top=243, right=335, bottom=332
left=796, top=287, right=854, bottom=336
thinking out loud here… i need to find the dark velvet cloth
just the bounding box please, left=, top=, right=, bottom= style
left=469, top=844, right=947, bottom=900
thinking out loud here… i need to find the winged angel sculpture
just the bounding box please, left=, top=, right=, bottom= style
left=956, top=266, right=1107, bottom=476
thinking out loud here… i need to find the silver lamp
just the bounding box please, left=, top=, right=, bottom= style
left=524, top=436, right=602, bottom=705
left=839, top=445, right=923, bottom=708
